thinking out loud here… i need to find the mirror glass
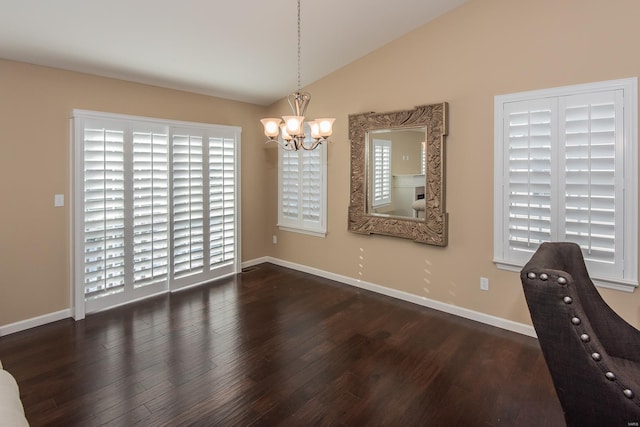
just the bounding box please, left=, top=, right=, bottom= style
left=348, top=103, right=448, bottom=246
left=367, top=128, right=426, bottom=218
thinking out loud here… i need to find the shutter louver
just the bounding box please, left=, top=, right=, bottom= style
left=133, top=131, right=169, bottom=286
left=209, top=136, right=236, bottom=268
left=83, top=127, right=126, bottom=299
left=172, top=134, right=204, bottom=278
left=506, top=101, right=553, bottom=255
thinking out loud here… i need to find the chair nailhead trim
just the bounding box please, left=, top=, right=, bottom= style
left=527, top=272, right=536, bottom=279
left=591, top=352, right=602, bottom=361
left=540, top=273, right=549, bottom=281
left=563, top=296, right=573, bottom=304
left=571, top=317, right=581, bottom=325
left=624, top=389, right=635, bottom=399
left=605, top=372, right=616, bottom=381
left=557, top=276, right=567, bottom=285
left=580, top=334, right=590, bottom=343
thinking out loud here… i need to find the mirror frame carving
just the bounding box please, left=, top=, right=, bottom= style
left=348, top=102, right=448, bottom=246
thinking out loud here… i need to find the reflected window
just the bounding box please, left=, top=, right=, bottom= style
left=371, top=139, right=392, bottom=207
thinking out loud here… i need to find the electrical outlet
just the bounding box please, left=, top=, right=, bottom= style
left=480, top=277, right=489, bottom=291
left=272, top=235, right=277, bottom=244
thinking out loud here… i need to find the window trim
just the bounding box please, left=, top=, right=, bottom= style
left=277, top=136, right=327, bottom=238
left=493, top=78, right=638, bottom=292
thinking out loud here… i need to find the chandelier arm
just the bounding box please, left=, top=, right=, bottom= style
left=287, top=92, right=311, bottom=117
left=300, top=138, right=324, bottom=151
left=264, top=135, right=330, bottom=151
left=265, top=139, right=297, bottom=151
left=299, top=92, right=310, bottom=116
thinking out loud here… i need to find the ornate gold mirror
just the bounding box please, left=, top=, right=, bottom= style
left=348, top=103, right=448, bottom=245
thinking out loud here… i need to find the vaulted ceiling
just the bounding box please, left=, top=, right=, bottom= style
left=0, top=0, right=468, bottom=105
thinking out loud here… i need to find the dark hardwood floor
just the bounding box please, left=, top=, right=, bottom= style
left=0, top=263, right=565, bottom=426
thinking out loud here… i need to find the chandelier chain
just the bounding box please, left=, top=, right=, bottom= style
left=297, top=0, right=301, bottom=91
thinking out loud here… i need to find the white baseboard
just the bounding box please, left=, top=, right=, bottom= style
left=0, top=309, right=72, bottom=337
left=1, top=258, right=536, bottom=339
left=247, top=257, right=537, bottom=338
left=242, top=257, right=270, bottom=269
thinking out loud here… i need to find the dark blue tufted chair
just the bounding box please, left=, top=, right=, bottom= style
left=521, top=242, right=640, bottom=427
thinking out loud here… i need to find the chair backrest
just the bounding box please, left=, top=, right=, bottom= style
left=521, top=242, right=640, bottom=427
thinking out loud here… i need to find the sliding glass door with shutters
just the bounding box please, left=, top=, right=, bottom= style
left=72, top=111, right=241, bottom=319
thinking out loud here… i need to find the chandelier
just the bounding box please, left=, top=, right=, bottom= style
left=260, top=0, right=335, bottom=151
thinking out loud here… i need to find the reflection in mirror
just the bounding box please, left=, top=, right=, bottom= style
left=348, top=103, right=448, bottom=246
left=367, top=128, right=426, bottom=218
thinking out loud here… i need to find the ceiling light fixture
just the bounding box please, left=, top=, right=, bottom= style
left=260, top=0, right=335, bottom=151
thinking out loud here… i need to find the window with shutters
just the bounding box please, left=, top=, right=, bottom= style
left=278, top=129, right=327, bottom=237
left=72, top=110, right=241, bottom=318
left=371, top=139, right=392, bottom=207
left=494, top=78, right=638, bottom=292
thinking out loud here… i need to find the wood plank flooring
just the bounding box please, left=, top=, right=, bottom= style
left=0, top=263, right=565, bottom=426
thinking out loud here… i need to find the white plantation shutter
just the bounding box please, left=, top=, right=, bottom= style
left=371, top=139, right=392, bottom=207
left=494, top=79, right=637, bottom=291
left=172, top=134, right=205, bottom=278
left=278, top=132, right=327, bottom=236
left=83, top=127, right=126, bottom=299
left=559, top=92, right=622, bottom=275
left=504, top=99, right=555, bottom=263
left=209, top=136, right=236, bottom=268
left=73, top=110, right=240, bottom=318
left=302, top=148, right=322, bottom=222
left=281, top=150, right=300, bottom=221
left=132, top=130, right=169, bottom=287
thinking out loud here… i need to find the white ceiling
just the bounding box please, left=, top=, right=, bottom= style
left=0, top=0, right=468, bottom=106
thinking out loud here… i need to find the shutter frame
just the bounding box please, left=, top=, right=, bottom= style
left=277, top=127, right=327, bottom=237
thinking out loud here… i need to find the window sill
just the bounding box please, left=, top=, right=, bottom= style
left=494, top=259, right=638, bottom=293
left=277, top=224, right=327, bottom=238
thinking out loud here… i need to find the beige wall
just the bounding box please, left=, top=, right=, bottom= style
left=0, top=60, right=269, bottom=325
left=2, top=0, right=640, bottom=332
left=266, top=0, right=640, bottom=328
left=388, top=130, right=423, bottom=175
